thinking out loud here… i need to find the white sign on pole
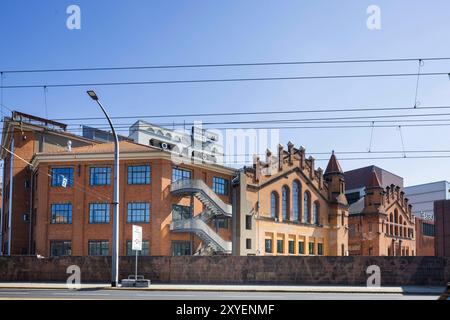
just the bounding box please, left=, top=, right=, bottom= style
left=132, top=225, right=142, bottom=251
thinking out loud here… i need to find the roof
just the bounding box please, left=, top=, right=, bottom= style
left=367, top=169, right=382, bottom=189
left=32, top=140, right=237, bottom=174
left=1, top=112, right=98, bottom=159
left=349, top=197, right=365, bottom=215
left=344, top=165, right=404, bottom=190
left=324, top=151, right=343, bottom=175
left=37, top=140, right=159, bottom=155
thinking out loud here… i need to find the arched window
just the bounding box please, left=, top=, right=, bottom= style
left=292, top=181, right=300, bottom=221
left=394, top=210, right=399, bottom=223
left=389, top=213, right=393, bottom=223
left=313, top=201, right=320, bottom=225
left=303, top=192, right=311, bottom=223
left=282, top=186, right=289, bottom=221
left=271, top=192, right=278, bottom=219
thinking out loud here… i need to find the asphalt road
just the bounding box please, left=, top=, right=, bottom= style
left=0, top=289, right=440, bottom=300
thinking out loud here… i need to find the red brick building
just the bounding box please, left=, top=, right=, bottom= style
left=30, top=141, right=235, bottom=257
left=415, top=216, right=435, bottom=256
left=434, top=199, right=450, bottom=256
left=0, top=112, right=97, bottom=255
left=348, top=170, right=416, bottom=256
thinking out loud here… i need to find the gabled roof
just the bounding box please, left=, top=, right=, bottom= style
left=324, top=151, right=343, bottom=175
left=367, top=169, right=382, bottom=189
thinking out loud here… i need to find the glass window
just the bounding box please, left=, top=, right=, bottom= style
left=51, top=203, right=72, bottom=224
left=90, top=167, right=111, bottom=186
left=313, top=202, right=319, bottom=225
left=245, top=215, right=252, bottom=230
left=172, top=168, right=191, bottom=182
left=304, top=192, right=310, bottom=223
left=88, top=241, right=109, bottom=256
left=298, top=241, right=305, bottom=254
left=50, top=241, right=71, bottom=256
left=271, top=192, right=278, bottom=218
left=422, top=223, right=434, bottom=237
left=172, top=241, right=191, bottom=256
left=128, top=165, right=151, bottom=185
left=309, top=241, right=315, bottom=255
left=246, top=239, right=252, bottom=250
left=51, top=167, right=74, bottom=187
left=213, top=177, right=229, bottom=195
left=89, top=203, right=110, bottom=224
left=127, top=203, right=150, bottom=223
left=288, top=240, right=295, bottom=254
left=126, top=240, right=150, bottom=256
left=277, top=239, right=284, bottom=254
left=215, top=217, right=229, bottom=229
left=172, top=204, right=191, bottom=221
left=318, top=243, right=324, bottom=256
left=265, top=239, right=272, bottom=254
left=282, top=186, right=289, bottom=221
left=292, top=181, right=300, bottom=221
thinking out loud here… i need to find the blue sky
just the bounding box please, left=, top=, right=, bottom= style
left=1, top=0, right=450, bottom=186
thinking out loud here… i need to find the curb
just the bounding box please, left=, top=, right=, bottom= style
left=0, top=284, right=445, bottom=295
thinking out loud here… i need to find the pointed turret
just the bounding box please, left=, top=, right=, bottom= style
left=363, top=169, right=385, bottom=214
left=366, top=168, right=382, bottom=189
left=324, top=151, right=347, bottom=206
left=324, top=150, right=343, bottom=175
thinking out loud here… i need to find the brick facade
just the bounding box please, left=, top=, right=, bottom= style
left=1, top=114, right=96, bottom=255
left=435, top=199, right=450, bottom=256
left=31, top=142, right=235, bottom=257
left=348, top=170, right=416, bottom=256
left=235, top=146, right=349, bottom=256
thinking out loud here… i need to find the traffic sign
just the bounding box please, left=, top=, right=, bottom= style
left=132, top=225, right=142, bottom=251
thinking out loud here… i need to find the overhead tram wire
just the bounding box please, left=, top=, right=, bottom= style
left=2, top=71, right=450, bottom=90
left=47, top=104, right=450, bottom=122
left=2, top=56, right=450, bottom=74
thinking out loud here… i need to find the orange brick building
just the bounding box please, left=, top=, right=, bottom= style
left=348, top=170, right=416, bottom=256
left=0, top=112, right=97, bottom=255
left=30, top=141, right=235, bottom=257
left=233, top=145, right=349, bottom=256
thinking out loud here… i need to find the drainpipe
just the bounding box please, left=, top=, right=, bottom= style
left=0, top=161, right=3, bottom=255
left=7, top=138, right=14, bottom=255
left=28, top=169, right=34, bottom=255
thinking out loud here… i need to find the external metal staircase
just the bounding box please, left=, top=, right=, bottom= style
left=170, top=179, right=232, bottom=254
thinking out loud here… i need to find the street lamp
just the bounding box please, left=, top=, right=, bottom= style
left=87, top=90, right=120, bottom=287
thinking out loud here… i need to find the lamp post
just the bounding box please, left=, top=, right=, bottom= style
left=87, top=90, right=120, bottom=287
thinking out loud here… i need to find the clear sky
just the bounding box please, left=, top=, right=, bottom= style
left=1, top=0, right=450, bottom=186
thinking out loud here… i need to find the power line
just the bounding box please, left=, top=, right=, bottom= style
left=2, top=56, right=450, bottom=74
left=2, top=71, right=450, bottom=89
left=0, top=103, right=448, bottom=122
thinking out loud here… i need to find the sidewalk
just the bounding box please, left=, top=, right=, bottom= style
left=0, top=282, right=444, bottom=295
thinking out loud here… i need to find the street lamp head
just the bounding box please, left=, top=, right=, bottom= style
left=87, top=90, right=99, bottom=101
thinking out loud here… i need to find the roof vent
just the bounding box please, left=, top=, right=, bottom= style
left=67, top=140, right=72, bottom=152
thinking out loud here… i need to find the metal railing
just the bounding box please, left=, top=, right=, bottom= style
left=170, top=179, right=232, bottom=216
left=170, top=216, right=232, bottom=253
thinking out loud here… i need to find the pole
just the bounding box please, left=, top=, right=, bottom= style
left=95, top=99, right=120, bottom=287
left=7, top=138, right=14, bottom=255
left=135, top=250, right=138, bottom=283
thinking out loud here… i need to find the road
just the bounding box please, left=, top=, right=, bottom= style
left=0, top=288, right=440, bottom=300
